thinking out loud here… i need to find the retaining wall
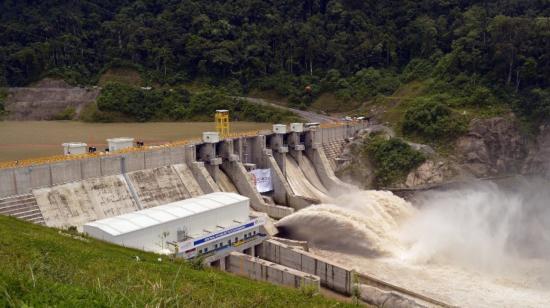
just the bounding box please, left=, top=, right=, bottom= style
left=259, top=239, right=353, bottom=295
left=227, top=252, right=321, bottom=290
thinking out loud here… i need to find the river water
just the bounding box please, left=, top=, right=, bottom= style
left=277, top=178, right=550, bottom=307
left=0, top=121, right=270, bottom=161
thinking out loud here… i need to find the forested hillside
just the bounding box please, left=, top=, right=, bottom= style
left=1, top=1, right=549, bottom=123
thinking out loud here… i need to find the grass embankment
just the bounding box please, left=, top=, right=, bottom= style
left=0, top=216, right=350, bottom=307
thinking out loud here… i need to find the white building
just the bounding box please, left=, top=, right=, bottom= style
left=83, top=192, right=265, bottom=259
left=62, top=142, right=87, bottom=155
left=106, top=137, right=134, bottom=152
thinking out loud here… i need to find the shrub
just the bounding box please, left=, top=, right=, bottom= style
left=52, top=106, right=76, bottom=120
left=366, top=137, right=426, bottom=186
left=402, top=99, right=467, bottom=140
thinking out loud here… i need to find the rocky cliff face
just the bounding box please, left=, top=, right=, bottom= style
left=337, top=116, right=548, bottom=189
left=455, top=117, right=529, bottom=177
left=523, top=125, right=550, bottom=175
left=4, top=78, right=99, bottom=120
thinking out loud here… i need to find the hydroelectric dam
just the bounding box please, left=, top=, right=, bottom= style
left=0, top=122, right=361, bottom=226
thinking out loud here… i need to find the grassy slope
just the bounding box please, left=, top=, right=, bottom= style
left=0, top=216, right=351, bottom=307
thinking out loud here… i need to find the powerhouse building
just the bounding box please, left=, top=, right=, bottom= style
left=83, top=192, right=266, bottom=259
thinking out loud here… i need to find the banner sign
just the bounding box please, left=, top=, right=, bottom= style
left=177, top=217, right=266, bottom=252
left=250, top=168, right=273, bottom=193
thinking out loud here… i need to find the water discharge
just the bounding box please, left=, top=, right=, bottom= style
left=217, top=170, right=239, bottom=193
left=284, top=155, right=331, bottom=202
left=277, top=177, right=550, bottom=307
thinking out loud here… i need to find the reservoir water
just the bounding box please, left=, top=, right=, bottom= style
left=0, top=121, right=270, bottom=161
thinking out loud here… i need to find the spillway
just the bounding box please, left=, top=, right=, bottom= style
left=217, top=169, right=239, bottom=193
left=300, top=155, right=329, bottom=194
left=34, top=175, right=139, bottom=229
left=127, top=165, right=191, bottom=208
left=172, top=163, right=203, bottom=197
left=284, top=155, right=331, bottom=202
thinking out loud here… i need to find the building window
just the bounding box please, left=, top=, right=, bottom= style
left=228, top=240, right=231, bottom=245
left=214, top=244, right=218, bottom=249
left=253, top=231, right=256, bottom=235
left=204, top=248, right=208, bottom=253
left=199, top=249, right=202, bottom=254
left=235, top=237, right=238, bottom=242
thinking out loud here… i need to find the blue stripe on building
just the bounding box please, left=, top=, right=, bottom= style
left=193, top=222, right=255, bottom=246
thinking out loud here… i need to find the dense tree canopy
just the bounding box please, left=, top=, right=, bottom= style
left=1, top=1, right=549, bottom=120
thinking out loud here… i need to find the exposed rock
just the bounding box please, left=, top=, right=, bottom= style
left=4, top=79, right=100, bottom=120
left=456, top=117, right=528, bottom=177
left=405, top=160, right=448, bottom=187
left=336, top=137, right=376, bottom=188
left=523, top=124, right=550, bottom=175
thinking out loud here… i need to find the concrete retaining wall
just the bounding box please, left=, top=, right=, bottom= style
left=227, top=252, right=320, bottom=290
left=29, top=164, right=52, bottom=189
left=259, top=239, right=353, bottom=295
left=14, top=168, right=32, bottom=195
left=145, top=148, right=171, bottom=169
left=51, top=160, right=82, bottom=185
left=81, top=158, right=101, bottom=179
left=0, top=169, right=16, bottom=197
left=124, top=152, right=145, bottom=172
left=101, top=156, right=122, bottom=176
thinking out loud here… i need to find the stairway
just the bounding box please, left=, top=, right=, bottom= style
left=0, top=194, right=45, bottom=225
left=322, top=140, right=346, bottom=171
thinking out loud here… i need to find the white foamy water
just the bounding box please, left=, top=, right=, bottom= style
left=277, top=180, right=550, bottom=307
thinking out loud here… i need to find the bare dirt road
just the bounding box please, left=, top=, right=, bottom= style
left=238, top=97, right=340, bottom=123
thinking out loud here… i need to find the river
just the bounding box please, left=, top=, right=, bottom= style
left=0, top=121, right=270, bottom=161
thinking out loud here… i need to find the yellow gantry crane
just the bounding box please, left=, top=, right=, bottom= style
left=215, top=109, right=230, bottom=138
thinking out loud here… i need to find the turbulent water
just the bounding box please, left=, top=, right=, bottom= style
left=277, top=177, right=550, bottom=307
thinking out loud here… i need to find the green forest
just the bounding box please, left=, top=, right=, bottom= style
left=1, top=0, right=549, bottom=124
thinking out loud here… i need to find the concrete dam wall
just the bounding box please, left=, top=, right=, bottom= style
left=0, top=123, right=366, bottom=229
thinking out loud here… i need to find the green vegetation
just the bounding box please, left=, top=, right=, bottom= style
left=365, top=137, right=426, bottom=187
left=52, top=106, right=77, bottom=120
left=403, top=100, right=468, bottom=141
left=0, top=1, right=548, bottom=124
left=0, top=216, right=350, bottom=307
left=92, top=83, right=301, bottom=123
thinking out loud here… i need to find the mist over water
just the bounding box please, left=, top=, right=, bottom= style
left=401, top=177, right=550, bottom=285
left=277, top=176, right=550, bottom=305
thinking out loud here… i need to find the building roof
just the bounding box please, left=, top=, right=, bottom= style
left=106, top=137, right=134, bottom=143
left=62, top=142, right=87, bottom=147
left=84, top=192, right=248, bottom=236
